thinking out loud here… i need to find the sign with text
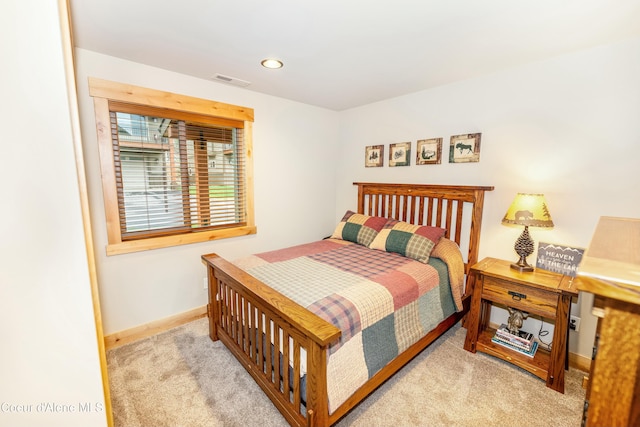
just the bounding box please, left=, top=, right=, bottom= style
left=536, top=242, right=584, bottom=277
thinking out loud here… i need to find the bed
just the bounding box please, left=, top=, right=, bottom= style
left=201, top=182, right=493, bottom=426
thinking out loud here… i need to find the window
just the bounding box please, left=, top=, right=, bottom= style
left=89, top=78, right=255, bottom=255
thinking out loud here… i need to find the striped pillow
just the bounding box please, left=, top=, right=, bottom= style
left=368, top=219, right=446, bottom=263
left=330, top=211, right=388, bottom=247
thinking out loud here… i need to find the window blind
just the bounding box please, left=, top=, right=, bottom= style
left=108, top=104, right=246, bottom=240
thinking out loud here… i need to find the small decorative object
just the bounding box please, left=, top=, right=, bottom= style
left=416, top=138, right=442, bottom=165
left=536, top=242, right=584, bottom=277
left=507, top=307, right=529, bottom=335
left=449, top=133, right=481, bottom=163
left=389, top=142, right=411, bottom=167
left=502, top=193, right=554, bottom=272
left=365, top=145, right=384, bottom=167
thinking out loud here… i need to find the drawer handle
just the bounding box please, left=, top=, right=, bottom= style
left=508, top=291, right=527, bottom=301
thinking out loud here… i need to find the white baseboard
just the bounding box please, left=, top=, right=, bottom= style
left=104, top=305, right=207, bottom=350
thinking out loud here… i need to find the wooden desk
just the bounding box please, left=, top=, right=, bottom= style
left=578, top=278, right=640, bottom=427
left=576, top=216, right=640, bottom=427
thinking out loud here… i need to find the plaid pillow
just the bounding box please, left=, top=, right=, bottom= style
left=330, top=211, right=388, bottom=247
left=368, top=219, right=446, bottom=263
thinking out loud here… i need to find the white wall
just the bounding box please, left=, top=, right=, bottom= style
left=335, top=36, right=640, bottom=358
left=0, top=2, right=106, bottom=426
left=74, top=32, right=639, bottom=357
left=74, top=50, right=339, bottom=334
left=3, top=7, right=633, bottom=424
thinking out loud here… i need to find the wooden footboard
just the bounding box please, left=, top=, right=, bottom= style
left=202, top=253, right=341, bottom=427
left=203, top=183, right=493, bottom=426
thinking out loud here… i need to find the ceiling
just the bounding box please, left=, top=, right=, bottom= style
left=69, top=0, right=640, bottom=111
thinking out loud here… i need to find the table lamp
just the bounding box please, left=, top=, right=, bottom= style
left=502, top=193, right=554, bottom=272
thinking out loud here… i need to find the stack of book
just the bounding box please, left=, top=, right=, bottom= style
left=491, top=323, right=538, bottom=358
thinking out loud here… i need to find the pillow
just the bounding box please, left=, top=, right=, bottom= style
left=368, top=219, right=446, bottom=263
left=330, top=210, right=388, bottom=246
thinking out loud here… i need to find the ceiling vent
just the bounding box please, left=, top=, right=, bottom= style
left=211, top=73, right=251, bottom=88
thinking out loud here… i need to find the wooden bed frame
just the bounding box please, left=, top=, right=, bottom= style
left=202, top=182, right=494, bottom=426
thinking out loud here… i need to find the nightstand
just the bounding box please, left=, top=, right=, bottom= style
left=463, top=257, right=578, bottom=393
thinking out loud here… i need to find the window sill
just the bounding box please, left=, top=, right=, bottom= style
left=105, top=226, right=257, bottom=256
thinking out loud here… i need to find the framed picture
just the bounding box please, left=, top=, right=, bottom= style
left=416, top=138, right=442, bottom=165
left=389, top=142, right=411, bottom=167
left=449, top=133, right=481, bottom=163
left=365, top=145, right=384, bottom=167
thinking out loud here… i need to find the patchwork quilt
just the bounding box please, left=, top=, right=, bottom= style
left=233, top=237, right=464, bottom=413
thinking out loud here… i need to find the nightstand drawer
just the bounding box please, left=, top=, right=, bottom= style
left=482, top=277, right=558, bottom=317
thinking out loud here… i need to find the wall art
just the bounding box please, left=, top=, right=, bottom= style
left=536, top=242, right=585, bottom=277
left=449, top=133, right=481, bottom=163
left=365, top=145, right=384, bottom=167
left=389, top=142, right=411, bottom=167
left=416, top=138, right=442, bottom=165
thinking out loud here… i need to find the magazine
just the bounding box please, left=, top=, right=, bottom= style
left=492, top=333, right=533, bottom=352
left=491, top=335, right=539, bottom=358
left=496, top=323, right=534, bottom=346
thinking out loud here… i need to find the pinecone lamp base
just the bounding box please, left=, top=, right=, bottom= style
left=510, top=225, right=535, bottom=272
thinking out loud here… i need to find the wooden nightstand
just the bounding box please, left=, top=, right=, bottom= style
left=463, top=257, right=578, bottom=393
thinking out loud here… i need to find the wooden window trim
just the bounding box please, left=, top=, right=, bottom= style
left=90, top=78, right=256, bottom=255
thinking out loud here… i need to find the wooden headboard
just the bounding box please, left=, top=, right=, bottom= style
left=354, top=182, right=494, bottom=274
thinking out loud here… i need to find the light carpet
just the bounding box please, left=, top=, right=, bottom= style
left=107, top=318, right=585, bottom=426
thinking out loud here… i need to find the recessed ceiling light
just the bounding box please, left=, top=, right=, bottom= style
left=261, top=58, right=283, bottom=69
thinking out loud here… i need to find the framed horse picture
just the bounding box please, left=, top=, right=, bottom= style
left=449, top=133, right=481, bottom=163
